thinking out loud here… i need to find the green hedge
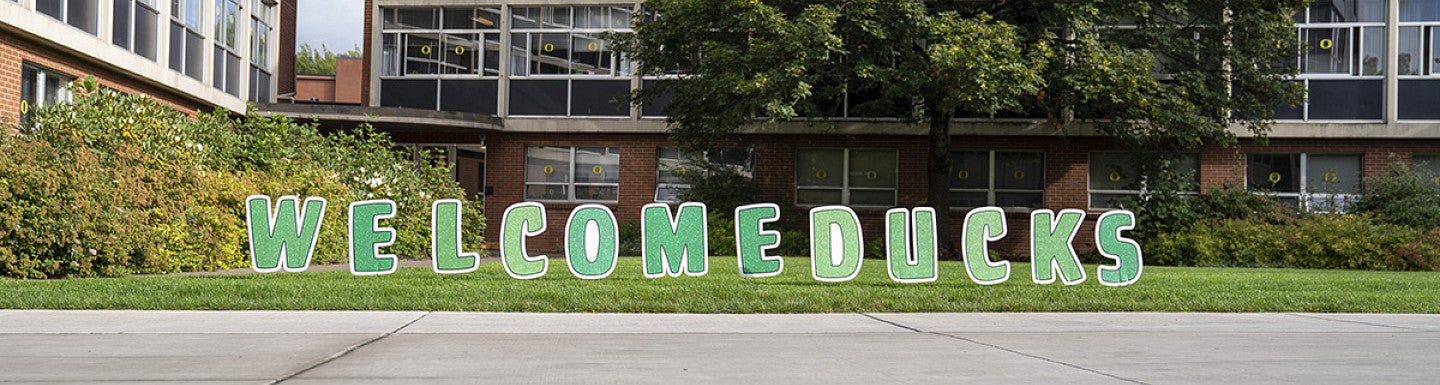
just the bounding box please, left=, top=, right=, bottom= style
left=0, top=78, right=482, bottom=278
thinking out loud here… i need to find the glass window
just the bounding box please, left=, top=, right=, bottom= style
left=1304, top=28, right=1351, bottom=74
left=19, top=63, right=76, bottom=127
left=37, top=0, right=99, bottom=35
left=1400, top=26, right=1424, bottom=75
left=1088, top=152, right=1200, bottom=210
left=1308, top=0, right=1387, bottom=23
left=507, top=6, right=634, bottom=116
left=170, top=0, right=205, bottom=80
left=655, top=147, right=754, bottom=202
left=1415, top=154, right=1440, bottom=191
left=950, top=151, right=1046, bottom=210
left=796, top=149, right=897, bottom=207
left=1402, top=0, right=1440, bottom=21
left=1247, top=153, right=1362, bottom=211
left=525, top=146, right=620, bottom=202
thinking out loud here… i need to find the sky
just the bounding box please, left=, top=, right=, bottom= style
left=297, top=0, right=363, bottom=53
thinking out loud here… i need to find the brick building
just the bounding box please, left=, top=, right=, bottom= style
left=1, top=0, right=296, bottom=124
left=347, top=1, right=1440, bottom=255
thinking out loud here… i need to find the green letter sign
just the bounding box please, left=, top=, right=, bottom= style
left=810, top=206, right=863, bottom=282
left=641, top=202, right=709, bottom=278
left=500, top=202, right=548, bottom=279
left=565, top=204, right=619, bottom=280
left=1030, top=209, right=1087, bottom=285
left=431, top=199, right=479, bottom=274
left=349, top=200, right=398, bottom=276
left=734, top=203, right=783, bottom=278
left=961, top=207, right=1010, bottom=285
left=246, top=195, right=326, bottom=273
left=1096, top=210, right=1144, bottom=286
left=885, top=207, right=938, bottom=283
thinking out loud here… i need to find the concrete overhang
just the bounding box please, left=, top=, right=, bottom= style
left=254, top=103, right=504, bottom=133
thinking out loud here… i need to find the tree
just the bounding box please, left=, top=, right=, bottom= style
left=614, top=0, right=1305, bottom=254
left=296, top=43, right=362, bottom=75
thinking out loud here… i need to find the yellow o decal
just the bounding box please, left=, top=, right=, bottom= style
left=420, top=45, right=431, bottom=55
left=1268, top=172, right=1282, bottom=184
left=1109, top=172, right=1122, bottom=182
left=542, top=165, right=554, bottom=175
left=865, top=171, right=878, bottom=180
left=957, top=170, right=969, bottom=180
left=19, top=100, right=28, bottom=114
left=1320, top=39, right=1333, bottom=50
left=588, top=42, right=599, bottom=51
left=1013, top=171, right=1025, bottom=180
left=816, top=170, right=828, bottom=179
left=592, top=165, right=604, bottom=175
left=1323, top=171, right=1338, bottom=183
left=1433, top=176, right=1440, bottom=186
left=543, top=43, right=555, bottom=52
left=674, top=167, right=687, bottom=176
left=454, top=46, right=465, bottom=55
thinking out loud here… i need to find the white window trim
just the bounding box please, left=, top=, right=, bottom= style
left=950, top=150, right=1046, bottom=212
left=524, top=146, right=621, bottom=203
left=1247, top=153, right=1364, bottom=213
left=795, top=148, right=898, bottom=208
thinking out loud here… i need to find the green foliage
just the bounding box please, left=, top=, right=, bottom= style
left=0, top=78, right=482, bottom=278
left=296, top=43, right=361, bottom=75
left=1149, top=214, right=1439, bottom=271
left=1353, top=160, right=1440, bottom=230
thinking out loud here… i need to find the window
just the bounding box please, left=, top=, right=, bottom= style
left=1247, top=153, right=1363, bottom=211
left=655, top=147, right=754, bottom=202
left=950, top=151, right=1045, bottom=210
left=37, top=0, right=99, bottom=35
left=1399, top=1, right=1440, bottom=119
left=112, top=0, right=159, bottom=61
left=249, top=0, right=273, bottom=103
left=525, top=146, right=620, bottom=202
left=19, top=63, right=76, bottom=127
left=509, top=6, right=634, bottom=117
left=1416, top=154, right=1440, bottom=191
left=378, top=7, right=503, bottom=113
left=1285, top=1, right=1388, bottom=121
left=1088, top=152, right=1200, bottom=210
left=796, top=148, right=897, bottom=207
left=212, top=0, right=241, bottom=97
left=170, top=0, right=205, bottom=80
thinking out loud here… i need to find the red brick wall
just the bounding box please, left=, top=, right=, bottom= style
left=361, top=0, right=373, bottom=106
left=278, top=0, right=298, bottom=97
left=295, top=75, right=336, bottom=102
left=1, top=30, right=209, bottom=125
left=480, top=132, right=1440, bottom=259
left=334, top=57, right=363, bottom=104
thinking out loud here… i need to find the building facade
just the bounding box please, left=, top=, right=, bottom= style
left=352, top=0, right=1440, bottom=255
left=1, top=0, right=293, bottom=127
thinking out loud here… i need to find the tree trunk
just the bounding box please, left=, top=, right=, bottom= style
left=926, top=104, right=957, bottom=258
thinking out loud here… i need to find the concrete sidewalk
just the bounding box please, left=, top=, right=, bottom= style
left=0, top=311, right=1437, bottom=384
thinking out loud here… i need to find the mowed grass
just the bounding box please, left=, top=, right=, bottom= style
left=1, top=257, right=1438, bottom=313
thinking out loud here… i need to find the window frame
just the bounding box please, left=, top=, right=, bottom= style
left=1283, top=1, right=1390, bottom=122
left=169, top=0, right=206, bottom=80
left=524, top=146, right=621, bottom=203
left=949, top=150, right=1047, bottom=211
left=1086, top=151, right=1201, bottom=210
left=1245, top=152, right=1364, bottom=212
left=654, top=147, right=755, bottom=203
left=1414, top=154, right=1440, bottom=191
left=794, top=148, right=898, bottom=208
left=379, top=7, right=504, bottom=79
left=19, top=62, right=76, bottom=127
left=37, top=0, right=100, bottom=35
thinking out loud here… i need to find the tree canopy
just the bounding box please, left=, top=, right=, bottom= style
left=613, top=0, right=1307, bottom=251
left=296, top=43, right=362, bottom=75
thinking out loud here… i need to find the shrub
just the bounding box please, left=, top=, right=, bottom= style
left=1149, top=214, right=1436, bottom=271
left=1353, top=160, right=1440, bottom=230
left=0, top=78, right=483, bottom=278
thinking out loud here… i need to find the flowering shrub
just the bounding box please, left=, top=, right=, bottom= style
left=0, top=78, right=482, bottom=278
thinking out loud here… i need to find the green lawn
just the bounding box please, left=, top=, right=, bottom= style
left=2, top=257, right=1437, bottom=313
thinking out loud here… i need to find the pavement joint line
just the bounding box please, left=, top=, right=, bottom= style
left=267, top=311, right=432, bottom=385
left=929, top=331, right=1151, bottom=385
left=858, top=313, right=924, bottom=333
left=1285, top=313, right=1424, bottom=331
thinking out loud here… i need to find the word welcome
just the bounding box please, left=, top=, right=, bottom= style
left=245, top=195, right=1143, bottom=286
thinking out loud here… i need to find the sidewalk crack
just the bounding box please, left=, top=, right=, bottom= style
left=1285, top=313, right=1422, bottom=331
left=858, top=313, right=923, bottom=333
left=268, top=312, right=431, bottom=384
left=930, top=331, right=1151, bottom=385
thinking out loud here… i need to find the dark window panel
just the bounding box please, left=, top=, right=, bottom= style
left=1399, top=80, right=1440, bottom=120
left=1247, top=154, right=1301, bottom=193
left=570, top=79, right=629, bottom=117
left=439, top=79, right=498, bottom=115
left=509, top=79, right=568, bottom=115
left=380, top=79, right=438, bottom=110
left=640, top=79, right=673, bottom=117
left=1307, top=80, right=1382, bottom=120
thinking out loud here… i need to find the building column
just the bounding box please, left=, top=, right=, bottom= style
left=1386, top=0, right=1400, bottom=123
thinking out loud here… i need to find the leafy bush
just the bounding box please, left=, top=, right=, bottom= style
left=0, top=78, right=482, bottom=278
left=1149, top=214, right=1439, bottom=271
left=1353, top=160, right=1440, bottom=230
